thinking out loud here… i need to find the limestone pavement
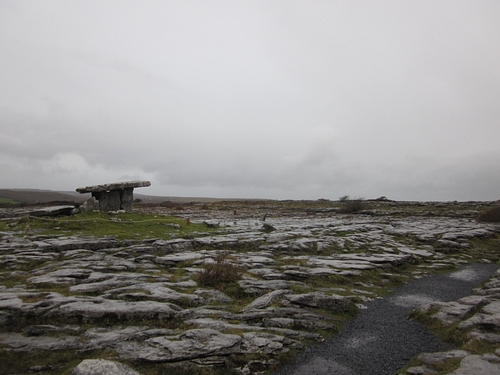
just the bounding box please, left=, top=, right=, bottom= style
left=0, top=201, right=499, bottom=374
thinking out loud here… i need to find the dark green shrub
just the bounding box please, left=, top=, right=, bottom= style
left=339, top=197, right=366, bottom=213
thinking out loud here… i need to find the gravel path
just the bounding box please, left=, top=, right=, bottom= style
left=274, top=263, right=499, bottom=375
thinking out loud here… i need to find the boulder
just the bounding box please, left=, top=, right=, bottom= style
left=72, top=359, right=141, bottom=375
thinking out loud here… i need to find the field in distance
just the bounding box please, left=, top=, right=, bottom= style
left=0, top=188, right=259, bottom=205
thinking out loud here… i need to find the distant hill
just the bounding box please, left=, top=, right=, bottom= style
left=134, top=193, right=240, bottom=203
left=0, top=188, right=242, bottom=205
left=0, top=189, right=88, bottom=204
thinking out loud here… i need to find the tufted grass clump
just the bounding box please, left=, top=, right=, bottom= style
left=196, top=253, right=244, bottom=291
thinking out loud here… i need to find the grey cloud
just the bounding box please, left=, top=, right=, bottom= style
left=1, top=1, right=499, bottom=200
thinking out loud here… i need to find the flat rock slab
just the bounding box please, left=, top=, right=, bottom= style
left=45, top=298, right=177, bottom=321
left=127, top=328, right=242, bottom=362
left=72, top=359, right=141, bottom=375
left=286, top=292, right=350, bottom=311
left=29, top=206, right=76, bottom=217
left=76, top=180, right=151, bottom=193
left=449, top=354, right=500, bottom=375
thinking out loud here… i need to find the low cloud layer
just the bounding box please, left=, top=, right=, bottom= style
left=1, top=1, right=499, bottom=201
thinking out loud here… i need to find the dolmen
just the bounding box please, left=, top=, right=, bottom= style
left=76, top=180, right=151, bottom=212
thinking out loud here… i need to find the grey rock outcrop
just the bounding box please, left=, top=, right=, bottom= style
left=76, top=180, right=151, bottom=212
left=72, top=359, right=141, bottom=375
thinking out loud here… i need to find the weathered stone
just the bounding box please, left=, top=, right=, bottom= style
left=241, top=331, right=285, bottom=354
left=28, top=268, right=92, bottom=285
left=238, top=279, right=291, bottom=294
left=194, top=289, right=232, bottom=304
left=458, top=313, right=487, bottom=330
left=106, top=283, right=202, bottom=305
left=458, top=295, right=490, bottom=305
left=240, top=289, right=290, bottom=312
left=44, top=298, right=177, bottom=322
left=154, top=250, right=208, bottom=266
left=481, top=301, right=500, bottom=315
left=478, top=313, right=500, bottom=331
left=82, top=326, right=177, bottom=349
left=152, top=239, right=194, bottom=253
left=429, top=301, right=476, bottom=325
left=285, top=292, right=350, bottom=311
left=76, top=180, right=150, bottom=212
left=448, top=354, right=500, bottom=375
left=76, top=180, right=151, bottom=194
left=136, top=329, right=242, bottom=362
left=32, top=237, right=120, bottom=251
left=69, top=277, right=139, bottom=294
left=262, top=317, right=294, bottom=328
left=29, top=206, right=76, bottom=218
left=72, top=359, right=141, bottom=375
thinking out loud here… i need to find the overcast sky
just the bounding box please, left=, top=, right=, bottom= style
left=1, top=1, right=499, bottom=201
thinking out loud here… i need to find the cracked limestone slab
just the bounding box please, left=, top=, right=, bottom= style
left=240, top=289, right=290, bottom=312
left=124, top=328, right=242, bottom=362
left=44, top=298, right=178, bottom=321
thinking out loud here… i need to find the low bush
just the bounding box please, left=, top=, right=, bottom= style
left=197, top=253, right=244, bottom=291
left=338, top=197, right=367, bottom=213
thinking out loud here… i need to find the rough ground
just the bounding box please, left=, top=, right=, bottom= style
left=0, top=199, right=499, bottom=374
left=274, top=263, right=499, bottom=375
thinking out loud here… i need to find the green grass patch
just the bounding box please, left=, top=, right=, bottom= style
left=466, top=236, right=500, bottom=262
left=463, top=338, right=500, bottom=355
left=0, top=197, right=17, bottom=204
left=10, top=211, right=216, bottom=240
left=409, top=309, right=469, bottom=345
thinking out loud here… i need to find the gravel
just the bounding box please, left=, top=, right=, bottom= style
left=273, top=263, right=499, bottom=375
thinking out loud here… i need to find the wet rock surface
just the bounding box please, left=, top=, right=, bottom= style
left=0, top=200, right=499, bottom=374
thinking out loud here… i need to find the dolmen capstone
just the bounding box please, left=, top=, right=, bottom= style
left=76, top=180, right=151, bottom=212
